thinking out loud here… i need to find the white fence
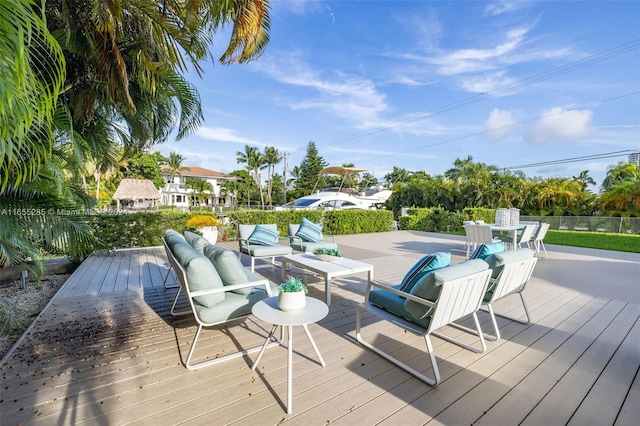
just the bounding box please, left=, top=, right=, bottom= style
left=521, top=216, right=640, bottom=234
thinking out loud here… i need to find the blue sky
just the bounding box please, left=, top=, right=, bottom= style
left=158, top=0, right=640, bottom=190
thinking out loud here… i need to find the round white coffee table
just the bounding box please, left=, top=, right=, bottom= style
left=251, top=296, right=328, bottom=414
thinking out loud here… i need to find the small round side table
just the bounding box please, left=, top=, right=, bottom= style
left=251, top=297, right=328, bottom=414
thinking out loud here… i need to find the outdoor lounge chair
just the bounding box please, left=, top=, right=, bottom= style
left=287, top=221, right=338, bottom=253
left=238, top=224, right=293, bottom=272
left=451, top=248, right=538, bottom=341
left=355, top=259, right=492, bottom=385
left=163, top=233, right=281, bottom=370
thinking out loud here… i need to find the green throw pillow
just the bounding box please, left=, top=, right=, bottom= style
left=172, top=242, right=225, bottom=307
left=203, top=245, right=254, bottom=295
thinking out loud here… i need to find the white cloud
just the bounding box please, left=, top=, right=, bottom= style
left=485, top=0, right=531, bottom=16
left=527, top=107, right=595, bottom=143
left=486, top=108, right=517, bottom=139
left=433, top=27, right=531, bottom=75
left=196, top=127, right=266, bottom=146
left=461, top=71, right=517, bottom=94
left=254, top=54, right=388, bottom=128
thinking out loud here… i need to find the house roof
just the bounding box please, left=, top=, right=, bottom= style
left=159, top=165, right=239, bottom=180
left=112, top=179, right=160, bottom=200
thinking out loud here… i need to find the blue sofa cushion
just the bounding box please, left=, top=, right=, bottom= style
left=404, top=259, right=489, bottom=321
left=398, top=252, right=451, bottom=293
left=369, top=285, right=431, bottom=330
left=172, top=241, right=225, bottom=308
left=469, top=242, right=505, bottom=260
left=295, top=218, right=322, bottom=243
left=248, top=225, right=279, bottom=246
left=204, top=244, right=254, bottom=295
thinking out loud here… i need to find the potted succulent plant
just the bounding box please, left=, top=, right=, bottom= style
left=278, top=276, right=308, bottom=311
left=186, top=215, right=219, bottom=243
left=313, top=247, right=343, bottom=262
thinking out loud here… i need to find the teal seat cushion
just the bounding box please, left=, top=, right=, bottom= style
left=404, top=259, right=489, bottom=320
left=248, top=244, right=292, bottom=257
left=204, top=244, right=254, bottom=295
left=184, top=230, right=209, bottom=254
left=172, top=241, right=225, bottom=308
left=398, top=252, right=451, bottom=293
left=369, top=285, right=431, bottom=329
left=469, top=242, right=505, bottom=260
left=248, top=224, right=279, bottom=246
left=295, top=218, right=322, bottom=243
left=194, top=289, right=270, bottom=324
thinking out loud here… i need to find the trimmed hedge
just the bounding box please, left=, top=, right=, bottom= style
left=90, top=209, right=394, bottom=249
left=398, top=207, right=466, bottom=232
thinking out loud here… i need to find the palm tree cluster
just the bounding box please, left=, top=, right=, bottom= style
left=0, top=0, right=272, bottom=275
left=386, top=157, right=640, bottom=218
left=235, top=145, right=283, bottom=207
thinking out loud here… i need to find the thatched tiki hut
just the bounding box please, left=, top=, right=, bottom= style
left=112, top=179, right=160, bottom=211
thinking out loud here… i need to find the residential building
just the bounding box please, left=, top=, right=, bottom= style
left=628, top=152, right=640, bottom=167
left=159, top=165, right=240, bottom=210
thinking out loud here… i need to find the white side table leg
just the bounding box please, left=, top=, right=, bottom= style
left=302, top=324, right=326, bottom=367
left=287, top=324, right=293, bottom=414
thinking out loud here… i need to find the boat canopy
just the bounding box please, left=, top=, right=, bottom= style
left=319, top=166, right=369, bottom=176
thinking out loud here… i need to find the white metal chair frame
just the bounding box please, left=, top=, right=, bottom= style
left=163, top=237, right=281, bottom=370
left=531, top=223, right=550, bottom=257
left=451, top=256, right=537, bottom=341
left=356, top=268, right=492, bottom=385
left=465, top=224, right=498, bottom=257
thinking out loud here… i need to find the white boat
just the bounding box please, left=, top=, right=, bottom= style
left=283, top=166, right=392, bottom=210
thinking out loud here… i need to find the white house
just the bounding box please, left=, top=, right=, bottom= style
left=159, top=165, right=239, bottom=210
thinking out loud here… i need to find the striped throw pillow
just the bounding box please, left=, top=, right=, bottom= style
left=469, top=242, right=505, bottom=260
left=295, top=218, right=322, bottom=243
left=398, top=252, right=451, bottom=293
left=248, top=225, right=279, bottom=246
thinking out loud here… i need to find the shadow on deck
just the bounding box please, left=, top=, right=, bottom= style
left=1, top=232, right=638, bottom=425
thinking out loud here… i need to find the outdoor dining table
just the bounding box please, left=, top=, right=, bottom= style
left=489, top=224, right=525, bottom=249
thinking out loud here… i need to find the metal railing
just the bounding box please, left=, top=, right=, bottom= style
left=520, top=216, right=640, bottom=234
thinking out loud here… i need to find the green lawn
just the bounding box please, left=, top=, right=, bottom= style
left=543, top=230, right=640, bottom=253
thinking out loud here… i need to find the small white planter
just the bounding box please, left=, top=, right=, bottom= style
left=199, top=226, right=218, bottom=244
left=278, top=291, right=306, bottom=312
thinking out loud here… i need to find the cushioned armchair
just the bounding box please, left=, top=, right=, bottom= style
left=287, top=223, right=338, bottom=253
left=356, top=257, right=492, bottom=385
left=238, top=224, right=293, bottom=272
left=163, top=232, right=281, bottom=370
left=452, top=247, right=538, bottom=341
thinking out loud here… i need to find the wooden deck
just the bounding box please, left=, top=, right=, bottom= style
left=1, top=231, right=639, bottom=425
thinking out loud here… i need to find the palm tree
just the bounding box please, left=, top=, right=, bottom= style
left=185, top=177, right=214, bottom=207
left=166, top=152, right=188, bottom=207
left=263, top=146, right=282, bottom=206
left=236, top=145, right=266, bottom=207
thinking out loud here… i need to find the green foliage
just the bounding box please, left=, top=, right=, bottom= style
left=0, top=298, right=29, bottom=335
left=462, top=208, right=496, bottom=223
left=90, top=211, right=219, bottom=249
left=397, top=208, right=465, bottom=232
left=313, top=247, right=342, bottom=257
left=123, top=152, right=166, bottom=188
left=295, top=141, right=328, bottom=196
left=279, top=276, right=307, bottom=293
left=228, top=209, right=393, bottom=236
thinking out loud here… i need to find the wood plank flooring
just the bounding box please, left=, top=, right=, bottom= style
left=1, top=231, right=638, bottom=425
